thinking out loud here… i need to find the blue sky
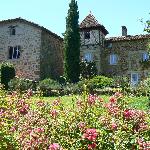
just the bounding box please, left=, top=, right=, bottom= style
left=0, top=0, right=149, bottom=37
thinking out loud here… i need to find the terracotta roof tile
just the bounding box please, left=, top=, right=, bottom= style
left=80, top=13, right=100, bottom=28
left=106, top=34, right=150, bottom=42
left=80, top=13, right=109, bottom=35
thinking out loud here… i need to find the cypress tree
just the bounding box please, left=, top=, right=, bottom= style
left=64, top=0, right=80, bottom=83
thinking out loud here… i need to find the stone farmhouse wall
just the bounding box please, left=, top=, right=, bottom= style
left=0, top=19, right=64, bottom=81
left=0, top=21, right=41, bottom=80
left=40, top=30, right=63, bottom=80
left=102, top=38, right=150, bottom=80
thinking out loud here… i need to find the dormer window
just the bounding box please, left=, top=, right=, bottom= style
left=84, top=31, right=90, bottom=39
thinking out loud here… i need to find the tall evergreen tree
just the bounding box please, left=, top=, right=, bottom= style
left=64, top=0, right=80, bottom=83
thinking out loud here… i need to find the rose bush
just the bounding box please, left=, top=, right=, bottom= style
left=0, top=88, right=150, bottom=149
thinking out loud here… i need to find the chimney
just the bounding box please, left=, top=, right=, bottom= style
left=122, top=26, right=127, bottom=36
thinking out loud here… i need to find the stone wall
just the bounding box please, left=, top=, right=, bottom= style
left=40, top=30, right=63, bottom=80
left=102, top=39, right=150, bottom=80
left=0, top=21, right=41, bottom=80
left=80, top=44, right=103, bottom=74
left=80, top=29, right=105, bottom=74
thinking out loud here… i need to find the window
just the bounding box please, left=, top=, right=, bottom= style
left=131, top=73, right=139, bottom=86
left=110, top=54, right=117, bottom=65
left=84, top=52, right=92, bottom=62
left=8, top=46, right=20, bottom=59
left=84, top=31, right=90, bottom=39
left=142, top=52, right=149, bottom=61
left=107, top=43, right=112, bottom=48
left=10, top=27, right=16, bottom=35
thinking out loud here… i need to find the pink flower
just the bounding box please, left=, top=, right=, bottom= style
left=76, top=99, right=83, bottom=108
left=78, top=122, right=86, bottom=131
left=19, top=107, right=28, bottom=115
left=82, top=128, right=98, bottom=141
left=123, top=109, right=134, bottom=120
left=105, top=102, right=120, bottom=116
left=87, top=94, right=97, bottom=106
left=111, top=122, right=117, bottom=130
left=114, top=92, right=123, bottom=99
left=137, top=139, right=150, bottom=150
left=109, top=96, right=117, bottom=103
left=88, top=143, right=97, bottom=149
left=34, top=128, right=44, bottom=133
left=36, top=101, right=45, bottom=107
left=52, top=99, right=61, bottom=106
left=50, top=109, right=58, bottom=118
left=49, top=143, right=61, bottom=150
left=10, top=126, right=16, bottom=132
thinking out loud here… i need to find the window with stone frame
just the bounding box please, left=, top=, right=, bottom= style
left=110, top=54, right=118, bottom=65
left=142, top=52, right=149, bottom=61
left=8, top=46, right=20, bottom=59
left=84, top=52, right=93, bottom=62
left=84, top=31, right=90, bottom=39
left=10, top=27, right=16, bottom=35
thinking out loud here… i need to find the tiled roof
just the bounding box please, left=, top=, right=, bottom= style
left=0, top=17, right=63, bottom=41
left=106, top=34, right=150, bottom=42
left=80, top=13, right=109, bottom=35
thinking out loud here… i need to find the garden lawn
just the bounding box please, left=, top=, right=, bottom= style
left=32, top=94, right=149, bottom=111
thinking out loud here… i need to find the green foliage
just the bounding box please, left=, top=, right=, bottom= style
left=87, top=76, right=114, bottom=92
left=63, top=0, right=80, bottom=83
left=131, top=77, right=150, bottom=97
left=62, top=79, right=87, bottom=95
left=144, top=18, right=150, bottom=33
left=113, top=76, right=130, bottom=94
left=0, top=90, right=149, bottom=149
left=9, top=77, right=37, bottom=92
left=38, top=78, right=62, bottom=96
left=1, top=62, right=15, bottom=90
left=80, top=60, right=97, bottom=79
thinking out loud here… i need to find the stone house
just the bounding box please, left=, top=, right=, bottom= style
left=80, top=13, right=150, bottom=85
left=1, top=15, right=150, bottom=85
left=0, top=18, right=63, bottom=80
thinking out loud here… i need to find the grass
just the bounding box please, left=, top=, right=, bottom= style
left=32, top=94, right=149, bottom=111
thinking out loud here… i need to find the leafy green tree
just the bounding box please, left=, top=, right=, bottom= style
left=64, top=0, right=80, bottom=83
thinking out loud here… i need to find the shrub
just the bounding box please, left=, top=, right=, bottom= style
left=9, top=77, right=37, bottom=92
left=80, top=60, right=97, bottom=79
left=62, top=80, right=87, bottom=95
left=113, top=76, right=131, bottom=95
left=131, top=77, right=150, bottom=97
left=1, top=62, right=15, bottom=89
left=87, top=75, right=114, bottom=93
left=38, top=78, right=62, bottom=96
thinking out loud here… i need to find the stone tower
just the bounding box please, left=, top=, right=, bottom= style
left=79, top=13, right=108, bottom=74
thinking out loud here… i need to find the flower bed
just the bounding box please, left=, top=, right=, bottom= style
left=0, top=90, right=150, bottom=149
